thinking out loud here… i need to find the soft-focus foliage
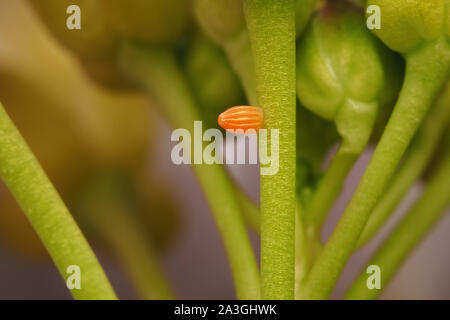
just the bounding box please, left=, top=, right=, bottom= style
left=367, top=0, right=449, bottom=53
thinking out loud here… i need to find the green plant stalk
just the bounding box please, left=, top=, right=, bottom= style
left=345, top=154, right=450, bottom=300
left=357, top=84, right=450, bottom=247
left=237, top=191, right=260, bottom=232
left=296, top=174, right=326, bottom=298
left=119, top=45, right=260, bottom=299
left=295, top=201, right=322, bottom=299
left=300, top=38, right=450, bottom=299
left=303, top=149, right=357, bottom=227
left=95, top=205, right=174, bottom=300
left=0, top=102, right=117, bottom=300
left=304, top=98, right=380, bottom=229
left=244, top=0, right=297, bottom=299
left=295, top=203, right=309, bottom=298
left=82, top=178, right=174, bottom=300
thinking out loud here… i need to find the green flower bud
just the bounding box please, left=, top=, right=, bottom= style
left=194, top=0, right=256, bottom=103
left=102, top=0, right=192, bottom=43
left=195, top=0, right=316, bottom=43
left=296, top=0, right=317, bottom=37
left=296, top=4, right=400, bottom=153
left=29, top=0, right=116, bottom=60
left=367, top=0, right=449, bottom=54
left=194, top=0, right=245, bottom=45
left=195, top=0, right=317, bottom=105
left=30, top=0, right=192, bottom=89
left=185, top=33, right=245, bottom=127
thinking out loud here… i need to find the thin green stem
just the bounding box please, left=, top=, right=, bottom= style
left=295, top=202, right=322, bottom=299
left=295, top=203, right=309, bottom=299
left=194, top=0, right=257, bottom=106
left=304, top=97, right=379, bottom=228
left=346, top=153, right=450, bottom=300
left=244, top=0, right=297, bottom=299
left=0, top=102, right=116, bottom=300
left=358, top=83, right=450, bottom=247
left=237, top=191, right=260, bottom=232
left=304, top=149, right=357, bottom=227
left=99, top=206, right=174, bottom=300
left=79, top=175, right=174, bottom=300
left=300, top=38, right=450, bottom=299
left=119, top=45, right=260, bottom=299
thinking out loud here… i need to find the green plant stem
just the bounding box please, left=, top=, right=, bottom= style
left=357, top=83, right=450, bottom=247
left=0, top=102, right=117, bottom=300
left=303, top=97, right=379, bottom=229
left=244, top=0, right=297, bottom=299
left=80, top=175, right=174, bottom=300
left=295, top=203, right=309, bottom=298
left=119, top=45, right=260, bottom=299
left=237, top=191, right=260, bottom=232
left=295, top=201, right=322, bottom=299
left=98, top=206, right=174, bottom=300
left=304, top=149, right=357, bottom=227
left=345, top=153, right=450, bottom=300
left=300, top=38, right=450, bottom=299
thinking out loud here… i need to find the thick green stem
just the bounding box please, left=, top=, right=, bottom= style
left=244, top=0, right=297, bottom=299
left=300, top=39, right=450, bottom=299
left=0, top=102, right=116, bottom=300
left=358, top=83, right=450, bottom=247
left=346, top=154, right=450, bottom=300
left=119, top=45, right=260, bottom=299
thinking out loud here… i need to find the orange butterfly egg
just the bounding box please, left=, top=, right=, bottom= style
left=217, top=106, right=263, bottom=133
